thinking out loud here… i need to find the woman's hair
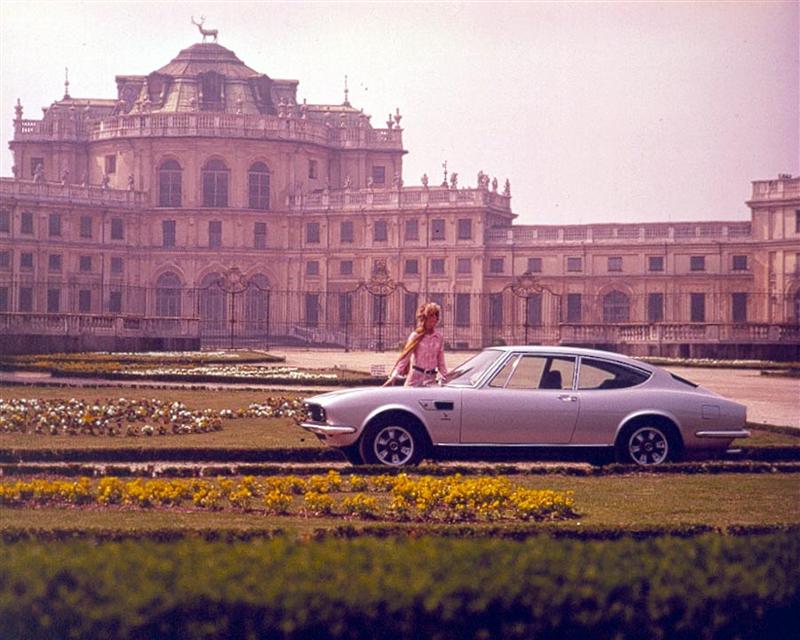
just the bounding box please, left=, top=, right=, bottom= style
left=415, top=302, right=442, bottom=329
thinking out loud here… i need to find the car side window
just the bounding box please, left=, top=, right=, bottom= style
left=578, top=358, right=651, bottom=390
left=490, top=355, right=575, bottom=390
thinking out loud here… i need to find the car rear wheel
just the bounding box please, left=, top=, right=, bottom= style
left=359, top=416, right=426, bottom=467
left=616, top=424, right=675, bottom=466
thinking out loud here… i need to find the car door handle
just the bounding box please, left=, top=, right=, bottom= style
left=558, top=394, right=577, bottom=402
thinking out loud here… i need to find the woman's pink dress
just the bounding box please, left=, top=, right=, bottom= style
left=391, top=330, right=448, bottom=386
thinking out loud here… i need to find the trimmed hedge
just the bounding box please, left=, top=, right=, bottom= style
left=0, top=532, right=798, bottom=639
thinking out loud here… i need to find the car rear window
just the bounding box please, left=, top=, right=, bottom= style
left=670, top=373, right=699, bottom=388
left=578, top=358, right=651, bottom=390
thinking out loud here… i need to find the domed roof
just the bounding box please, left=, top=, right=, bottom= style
left=155, top=42, right=263, bottom=80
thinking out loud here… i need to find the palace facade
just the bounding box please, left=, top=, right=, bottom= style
left=1, top=39, right=798, bottom=358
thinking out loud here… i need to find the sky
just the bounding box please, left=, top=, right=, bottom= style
left=0, top=1, right=797, bottom=225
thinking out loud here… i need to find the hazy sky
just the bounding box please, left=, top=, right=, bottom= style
left=1, top=1, right=797, bottom=225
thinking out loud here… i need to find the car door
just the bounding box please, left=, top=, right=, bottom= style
left=570, top=356, right=653, bottom=445
left=459, top=354, right=579, bottom=444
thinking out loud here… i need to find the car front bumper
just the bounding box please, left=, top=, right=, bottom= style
left=299, top=421, right=357, bottom=437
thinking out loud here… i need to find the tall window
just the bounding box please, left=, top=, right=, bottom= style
left=0, top=209, right=9, bottom=233
left=404, top=219, right=419, bottom=241
left=456, top=258, right=471, bottom=274
left=373, top=220, right=388, bottom=242
left=526, top=293, right=542, bottom=327
left=0, top=287, right=7, bottom=312
left=489, top=258, right=504, bottom=274
left=199, top=71, right=224, bottom=111
left=647, top=293, right=664, bottom=322
left=20, top=211, right=33, bottom=235
left=244, top=274, right=270, bottom=333
left=248, top=162, right=270, bottom=210
left=308, top=159, right=318, bottom=179
left=78, top=290, right=92, bottom=313
left=49, top=213, right=61, bottom=237
left=48, top=254, right=62, bottom=272
left=566, top=293, right=581, bottom=322
left=305, top=293, right=319, bottom=327
left=457, top=219, right=472, bottom=240
left=110, top=257, right=124, bottom=275
left=254, top=222, right=267, bottom=249
left=208, top=221, right=222, bottom=248
left=489, top=293, right=503, bottom=327
left=455, top=293, right=471, bottom=327
left=79, top=256, right=92, bottom=272
left=603, top=291, right=630, bottom=323
left=158, top=160, right=182, bottom=207
left=0, top=251, right=9, bottom=270
left=202, top=159, right=229, bottom=207
left=306, top=261, right=320, bottom=276
left=732, top=255, right=748, bottom=271
left=199, top=273, right=226, bottom=332
left=109, top=291, right=122, bottom=313
left=371, top=165, right=385, bottom=185
left=339, top=293, right=352, bottom=328
left=20, top=252, right=33, bottom=270
left=340, top=260, right=353, bottom=276
left=690, top=293, right=706, bottom=322
left=404, top=293, right=418, bottom=326
left=430, top=258, right=445, bottom=275
left=340, top=220, right=353, bottom=243
left=306, top=222, right=320, bottom=244
left=162, top=220, right=176, bottom=247
left=19, top=287, right=33, bottom=312
left=47, top=289, right=60, bottom=313
left=80, top=216, right=92, bottom=239
left=110, top=218, right=124, bottom=240
left=431, top=219, right=446, bottom=241
left=731, top=292, right=747, bottom=323
left=405, top=259, right=419, bottom=275
left=528, top=257, right=542, bottom=273
left=155, top=272, right=182, bottom=317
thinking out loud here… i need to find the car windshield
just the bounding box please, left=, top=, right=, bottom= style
left=445, top=349, right=505, bottom=387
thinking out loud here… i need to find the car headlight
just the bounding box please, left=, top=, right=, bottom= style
left=304, top=403, right=326, bottom=423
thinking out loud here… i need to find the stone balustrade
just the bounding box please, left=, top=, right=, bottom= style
left=750, top=176, right=800, bottom=202
left=0, top=178, right=144, bottom=208
left=288, top=186, right=511, bottom=211
left=486, top=221, right=752, bottom=244
left=0, top=313, right=198, bottom=337
left=74, top=112, right=404, bottom=150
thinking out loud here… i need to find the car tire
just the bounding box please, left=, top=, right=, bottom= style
left=359, top=415, right=427, bottom=467
left=615, top=422, right=678, bottom=466
left=339, top=443, right=365, bottom=466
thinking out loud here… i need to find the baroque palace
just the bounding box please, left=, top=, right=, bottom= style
left=1, top=36, right=798, bottom=358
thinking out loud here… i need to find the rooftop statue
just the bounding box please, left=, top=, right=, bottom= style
left=191, top=16, right=218, bottom=43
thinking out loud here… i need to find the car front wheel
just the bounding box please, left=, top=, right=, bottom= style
left=359, top=417, right=426, bottom=466
left=616, top=424, right=674, bottom=466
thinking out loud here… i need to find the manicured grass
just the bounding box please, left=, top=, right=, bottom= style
left=1, top=473, right=797, bottom=535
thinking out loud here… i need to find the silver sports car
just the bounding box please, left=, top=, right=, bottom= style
left=299, top=346, right=749, bottom=466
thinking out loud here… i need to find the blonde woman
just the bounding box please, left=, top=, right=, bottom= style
left=386, top=302, right=448, bottom=386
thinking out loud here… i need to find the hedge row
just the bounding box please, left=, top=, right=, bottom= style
left=1, top=446, right=799, bottom=464
left=2, top=460, right=800, bottom=478
left=1, top=532, right=798, bottom=639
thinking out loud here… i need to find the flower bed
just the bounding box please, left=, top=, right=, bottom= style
left=0, top=396, right=305, bottom=437
left=0, top=471, right=578, bottom=523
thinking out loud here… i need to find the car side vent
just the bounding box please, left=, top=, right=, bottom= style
left=434, top=401, right=454, bottom=411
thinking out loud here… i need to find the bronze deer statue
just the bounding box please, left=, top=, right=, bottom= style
left=191, top=16, right=218, bottom=42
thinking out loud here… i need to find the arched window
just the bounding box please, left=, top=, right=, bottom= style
left=198, top=272, right=227, bottom=334
left=158, top=160, right=182, bottom=207
left=603, top=290, right=630, bottom=323
left=248, top=162, right=270, bottom=210
left=155, top=272, right=182, bottom=317
left=244, top=274, right=271, bottom=334
left=202, top=159, right=229, bottom=207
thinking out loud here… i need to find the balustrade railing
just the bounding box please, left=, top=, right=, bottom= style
left=0, top=178, right=144, bottom=207
left=486, top=221, right=753, bottom=245
left=287, top=186, right=511, bottom=212
left=83, top=112, right=403, bottom=150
